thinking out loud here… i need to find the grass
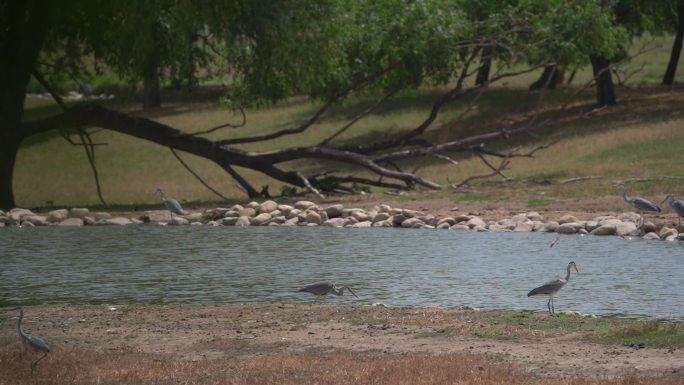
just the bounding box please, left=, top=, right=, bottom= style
left=1, top=349, right=681, bottom=385
left=594, top=320, right=684, bottom=349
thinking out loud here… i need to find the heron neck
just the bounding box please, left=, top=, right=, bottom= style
left=333, top=286, right=345, bottom=296
left=622, top=189, right=629, bottom=203
left=565, top=266, right=572, bottom=282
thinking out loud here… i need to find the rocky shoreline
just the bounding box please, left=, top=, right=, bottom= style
left=1, top=200, right=682, bottom=241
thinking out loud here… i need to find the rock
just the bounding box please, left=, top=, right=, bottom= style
left=351, top=221, right=373, bottom=228
left=513, top=222, right=535, bottom=232
left=0, top=222, right=5, bottom=228
left=68, top=207, right=90, bottom=219
left=532, top=221, right=545, bottom=231
left=450, top=224, right=470, bottom=230
left=473, top=225, right=488, bottom=232
left=389, top=208, right=403, bottom=216
left=206, top=221, right=221, bottom=226
left=642, top=221, right=657, bottom=234
left=23, top=215, right=47, bottom=226
left=94, top=212, right=111, bottom=221
left=372, top=212, right=391, bottom=222
left=379, top=204, right=392, bottom=213
left=0, top=215, right=8, bottom=224
left=527, top=211, right=544, bottom=222
left=47, top=209, right=69, bottom=223
left=168, top=217, right=188, bottom=226
left=594, top=215, right=617, bottom=223
left=185, top=212, right=203, bottom=223
left=284, top=217, right=299, bottom=226
left=466, top=217, right=486, bottom=229
left=224, top=211, right=240, bottom=218
left=259, top=200, right=278, bottom=213
left=286, top=209, right=301, bottom=219
left=454, top=214, right=472, bottom=223
left=372, top=219, right=394, bottom=227
left=437, top=217, right=456, bottom=227
left=401, top=217, right=424, bottom=228
left=324, top=204, right=345, bottom=218
left=230, top=204, right=244, bottom=212
left=59, top=218, right=84, bottom=226
left=246, top=201, right=260, bottom=209
left=21, top=221, right=35, bottom=227
left=578, top=228, right=589, bottom=235
left=618, top=212, right=641, bottom=224
left=250, top=213, right=272, bottom=226
left=392, top=214, right=408, bottom=226
left=235, top=216, right=251, bottom=226
left=590, top=224, right=616, bottom=236
left=659, top=227, right=678, bottom=239
left=131, top=218, right=143, bottom=224
left=436, top=222, right=451, bottom=229
left=277, top=204, right=294, bottom=216
left=666, top=234, right=678, bottom=241
left=220, top=217, right=236, bottom=225
left=9, top=208, right=35, bottom=223
left=319, top=210, right=329, bottom=222
left=238, top=207, right=257, bottom=217
left=84, top=216, right=97, bottom=225
left=305, top=211, right=322, bottom=225
left=294, top=200, right=317, bottom=210
left=322, top=218, right=348, bottom=227
left=498, top=218, right=517, bottom=230
left=457, top=305, right=480, bottom=312
left=267, top=216, right=287, bottom=225
left=107, top=217, right=133, bottom=226
left=615, top=221, right=638, bottom=236
left=556, top=222, right=582, bottom=234
left=202, top=208, right=230, bottom=220
left=541, top=221, right=559, bottom=232
left=511, top=213, right=529, bottom=224
left=351, top=210, right=371, bottom=222
left=642, top=232, right=661, bottom=240
left=584, top=220, right=600, bottom=232
left=190, top=222, right=203, bottom=226
left=558, top=215, right=578, bottom=225
left=145, top=210, right=173, bottom=223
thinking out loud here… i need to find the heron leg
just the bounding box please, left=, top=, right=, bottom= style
left=30, top=352, right=47, bottom=375
left=547, top=297, right=552, bottom=315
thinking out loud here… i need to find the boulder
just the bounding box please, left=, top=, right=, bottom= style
left=238, top=207, right=257, bottom=217
left=615, top=221, right=638, bottom=236
left=305, top=211, right=322, bottom=225
left=185, top=212, right=203, bottom=223
left=277, top=204, right=295, bottom=216
left=541, top=221, right=559, bottom=232
left=642, top=221, right=657, bottom=234
left=498, top=218, right=517, bottom=230
left=510, top=213, right=529, bottom=224
left=590, top=224, right=616, bottom=236
left=466, top=217, right=486, bottom=229
left=168, top=217, right=188, bottom=225
left=222, top=217, right=239, bottom=226
left=59, top=218, right=84, bottom=226
left=487, top=223, right=507, bottom=232
left=284, top=217, right=299, bottom=226
left=21, top=221, right=35, bottom=227
left=107, top=217, right=133, bottom=226
left=389, top=208, right=403, bottom=216
left=584, top=220, right=600, bottom=232
left=558, top=215, right=578, bottom=225
left=642, top=232, right=661, bottom=240
left=245, top=201, right=260, bottom=209
left=392, top=214, right=408, bottom=226
left=450, top=224, right=470, bottom=231
left=372, top=219, right=394, bottom=227
left=618, top=212, right=641, bottom=224
left=250, top=213, right=272, bottom=226
left=666, top=234, right=678, bottom=241
left=513, top=222, right=535, bottom=232
left=259, top=200, right=278, bottom=213
left=230, top=204, right=244, bottom=212
left=294, top=200, right=317, bottom=210
left=437, top=217, right=456, bottom=227
left=47, top=209, right=69, bottom=223
left=527, top=211, right=544, bottom=222
left=379, top=204, right=392, bottom=213
left=351, top=210, right=371, bottom=222
left=235, top=216, right=251, bottom=226
left=23, top=215, right=47, bottom=226
left=0, top=215, right=8, bottom=224
left=351, top=221, right=373, bottom=228
left=68, top=208, right=90, bottom=219
left=659, top=227, right=678, bottom=239
left=401, top=217, right=424, bottom=228
left=223, top=211, right=240, bottom=218
left=267, top=216, right=287, bottom=225
left=436, top=222, right=451, bottom=229
left=9, top=208, right=35, bottom=223
left=202, top=208, right=230, bottom=220
left=322, top=218, right=348, bottom=227
left=145, top=210, right=173, bottom=223
left=556, top=222, right=582, bottom=234
left=453, top=214, right=472, bottom=223
left=94, top=212, right=112, bottom=221
left=372, top=212, right=391, bottom=223
left=324, top=204, right=345, bottom=218
left=286, top=209, right=301, bottom=219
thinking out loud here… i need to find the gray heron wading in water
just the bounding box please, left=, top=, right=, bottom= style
left=156, top=188, right=186, bottom=215
left=618, top=183, right=660, bottom=229
left=527, top=261, right=578, bottom=315
left=661, top=195, right=684, bottom=227
left=14, top=308, right=50, bottom=373
left=298, top=282, right=359, bottom=302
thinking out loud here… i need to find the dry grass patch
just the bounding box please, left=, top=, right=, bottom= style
left=1, top=349, right=681, bottom=385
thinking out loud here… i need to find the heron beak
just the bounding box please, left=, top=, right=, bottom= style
left=347, top=287, right=359, bottom=298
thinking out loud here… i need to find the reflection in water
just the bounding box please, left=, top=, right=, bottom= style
left=1, top=226, right=683, bottom=319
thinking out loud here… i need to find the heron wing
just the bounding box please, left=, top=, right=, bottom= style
left=298, top=282, right=333, bottom=294
left=632, top=197, right=661, bottom=212
left=27, top=334, right=50, bottom=352
left=671, top=199, right=684, bottom=216
left=527, top=277, right=566, bottom=296
left=165, top=198, right=186, bottom=215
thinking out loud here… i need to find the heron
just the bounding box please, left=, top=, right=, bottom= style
left=618, top=183, right=660, bottom=229
left=156, top=188, right=186, bottom=215
left=298, top=282, right=359, bottom=302
left=661, top=195, right=684, bottom=227
left=549, top=235, right=560, bottom=248
left=14, top=307, right=50, bottom=373
left=527, top=261, right=578, bottom=315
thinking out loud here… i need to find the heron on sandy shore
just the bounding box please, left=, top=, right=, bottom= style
left=618, top=183, right=660, bottom=228
left=298, top=282, right=359, bottom=302
left=14, top=308, right=50, bottom=373
left=661, top=195, right=684, bottom=227
left=527, top=261, right=578, bottom=315
left=156, top=188, right=186, bottom=215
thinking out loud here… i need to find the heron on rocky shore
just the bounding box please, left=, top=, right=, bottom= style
left=661, top=195, right=684, bottom=227
left=298, top=282, right=359, bottom=302
left=14, top=307, right=50, bottom=373
left=618, top=183, right=660, bottom=228
left=156, top=188, right=186, bottom=215
left=527, top=261, right=578, bottom=315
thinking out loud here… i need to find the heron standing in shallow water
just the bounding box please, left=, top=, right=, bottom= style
left=298, top=282, right=359, bottom=302
left=156, top=188, right=186, bottom=215
left=661, top=195, right=684, bottom=227
left=618, top=183, right=660, bottom=229
left=14, top=308, right=50, bottom=373
left=527, top=261, right=578, bottom=315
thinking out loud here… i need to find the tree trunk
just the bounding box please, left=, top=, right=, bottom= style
left=529, top=65, right=562, bottom=90
left=663, top=5, right=684, bottom=85
left=0, top=2, right=50, bottom=209
left=475, top=46, right=492, bottom=86
left=142, top=65, right=161, bottom=109
left=590, top=55, right=616, bottom=107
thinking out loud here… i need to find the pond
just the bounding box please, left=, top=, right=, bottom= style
left=1, top=226, right=682, bottom=319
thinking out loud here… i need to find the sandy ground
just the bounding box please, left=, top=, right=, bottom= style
left=2, top=304, right=682, bottom=380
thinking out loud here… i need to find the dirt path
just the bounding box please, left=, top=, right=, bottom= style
left=2, top=304, right=682, bottom=379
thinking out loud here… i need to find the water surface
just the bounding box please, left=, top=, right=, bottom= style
left=1, top=226, right=682, bottom=319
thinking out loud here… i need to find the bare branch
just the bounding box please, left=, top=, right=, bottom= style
left=184, top=107, right=247, bottom=136
left=169, top=148, right=231, bottom=201
left=297, top=172, right=325, bottom=199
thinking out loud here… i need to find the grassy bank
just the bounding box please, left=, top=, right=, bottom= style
left=14, top=37, right=684, bottom=209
